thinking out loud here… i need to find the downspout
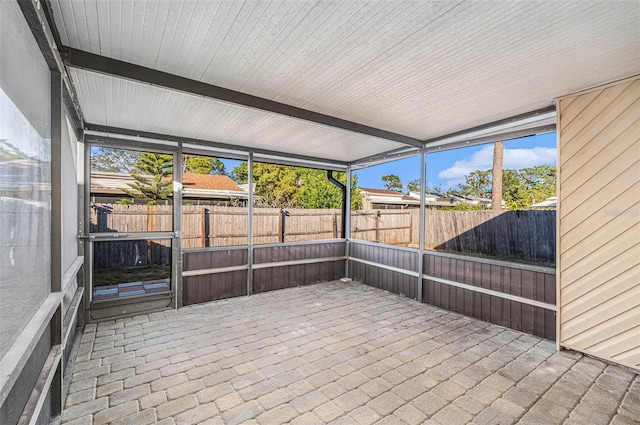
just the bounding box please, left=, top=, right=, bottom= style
left=327, top=171, right=347, bottom=238
left=280, top=208, right=290, bottom=243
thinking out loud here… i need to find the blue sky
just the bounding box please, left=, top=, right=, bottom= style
left=354, top=132, right=557, bottom=192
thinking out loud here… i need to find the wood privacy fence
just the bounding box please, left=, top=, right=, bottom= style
left=424, top=210, right=556, bottom=264
left=91, top=205, right=555, bottom=263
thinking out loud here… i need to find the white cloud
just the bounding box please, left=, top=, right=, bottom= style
left=438, top=145, right=556, bottom=188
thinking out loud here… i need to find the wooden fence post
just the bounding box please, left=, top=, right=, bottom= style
left=408, top=211, right=413, bottom=246
left=210, top=209, right=215, bottom=246
left=202, top=208, right=209, bottom=247
left=147, top=204, right=157, bottom=232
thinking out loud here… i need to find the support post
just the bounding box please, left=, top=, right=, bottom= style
left=50, top=70, right=64, bottom=419
left=247, top=153, right=254, bottom=296
left=417, top=153, right=426, bottom=303
left=77, top=128, right=85, bottom=330
left=173, top=147, right=183, bottom=308
left=345, top=166, right=352, bottom=277
left=83, top=141, right=91, bottom=320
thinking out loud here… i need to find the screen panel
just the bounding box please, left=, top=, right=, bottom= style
left=0, top=0, right=52, bottom=361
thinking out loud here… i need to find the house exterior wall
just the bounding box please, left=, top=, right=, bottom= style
left=557, top=76, right=640, bottom=371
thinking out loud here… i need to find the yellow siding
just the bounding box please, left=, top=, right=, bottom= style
left=558, top=76, right=640, bottom=371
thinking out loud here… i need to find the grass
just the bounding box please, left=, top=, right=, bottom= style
left=94, top=265, right=170, bottom=287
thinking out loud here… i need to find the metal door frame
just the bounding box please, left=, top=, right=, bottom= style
left=83, top=139, right=182, bottom=320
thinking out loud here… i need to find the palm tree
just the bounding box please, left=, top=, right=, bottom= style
left=123, top=153, right=173, bottom=204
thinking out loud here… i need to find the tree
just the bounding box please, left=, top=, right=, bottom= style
left=183, top=155, right=227, bottom=175
left=231, top=162, right=362, bottom=209
left=382, top=174, right=403, bottom=193
left=520, top=165, right=556, bottom=202
left=122, top=153, right=173, bottom=204
left=426, top=184, right=444, bottom=196
left=406, top=180, right=446, bottom=197
left=502, top=169, right=530, bottom=210
left=491, top=141, right=504, bottom=211
left=447, top=165, right=557, bottom=210
left=451, top=202, right=488, bottom=211
left=406, top=179, right=420, bottom=194
left=448, top=169, right=492, bottom=198
left=91, top=147, right=139, bottom=172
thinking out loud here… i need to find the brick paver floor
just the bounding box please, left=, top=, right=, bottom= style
left=62, top=281, right=639, bottom=425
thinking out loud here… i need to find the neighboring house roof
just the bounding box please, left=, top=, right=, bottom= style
left=449, top=194, right=505, bottom=208
left=532, top=196, right=557, bottom=208
left=408, top=192, right=456, bottom=206
left=237, top=183, right=259, bottom=195
left=466, top=195, right=493, bottom=204
left=181, top=173, right=243, bottom=191
left=181, top=173, right=247, bottom=199
left=90, top=172, right=137, bottom=195
left=90, top=172, right=248, bottom=199
left=360, top=188, right=463, bottom=207
left=359, top=188, right=405, bottom=196
left=359, top=187, right=420, bottom=206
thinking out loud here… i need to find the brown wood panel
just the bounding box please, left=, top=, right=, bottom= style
left=463, top=260, right=474, bottom=318
left=183, top=248, right=249, bottom=305
left=253, top=242, right=346, bottom=293
left=349, top=243, right=418, bottom=272
left=253, top=241, right=344, bottom=264
left=500, top=267, right=512, bottom=329
left=348, top=243, right=419, bottom=300
left=183, top=248, right=248, bottom=271
left=489, top=264, right=502, bottom=325
left=252, top=260, right=344, bottom=293
left=423, top=253, right=556, bottom=340
left=350, top=261, right=417, bottom=300
left=510, top=268, right=523, bottom=333
left=183, top=271, right=248, bottom=305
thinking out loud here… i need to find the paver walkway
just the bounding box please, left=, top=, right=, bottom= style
left=62, top=281, right=639, bottom=425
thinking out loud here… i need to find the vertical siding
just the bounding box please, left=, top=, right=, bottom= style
left=558, top=77, right=640, bottom=371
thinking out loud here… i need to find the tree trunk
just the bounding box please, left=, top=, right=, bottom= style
left=492, top=141, right=504, bottom=211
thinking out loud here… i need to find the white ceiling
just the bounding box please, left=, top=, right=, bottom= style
left=51, top=0, right=640, bottom=162
left=70, top=68, right=401, bottom=162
